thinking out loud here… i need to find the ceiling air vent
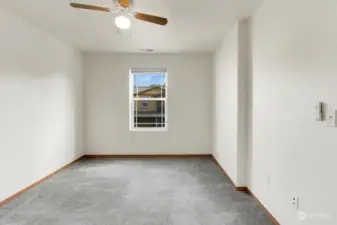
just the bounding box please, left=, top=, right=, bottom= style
left=137, top=49, right=154, bottom=53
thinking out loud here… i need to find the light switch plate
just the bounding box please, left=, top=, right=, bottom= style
left=327, top=110, right=337, bottom=127
left=333, top=110, right=337, bottom=127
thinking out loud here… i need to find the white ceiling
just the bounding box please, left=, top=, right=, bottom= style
left=1, top=0, right=262, bottom=53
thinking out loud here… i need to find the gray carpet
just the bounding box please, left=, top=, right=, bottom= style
left=0, top=157, right=274, bottom=225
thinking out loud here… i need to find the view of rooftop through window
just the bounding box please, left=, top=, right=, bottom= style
left=133, top=73, right=166, bottom=98
left=131, top=71, right=167, bottom=130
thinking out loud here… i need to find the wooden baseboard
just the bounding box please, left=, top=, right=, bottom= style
left=211, top=155, right=279, bottom=225
left=236, top=187, right=248, bottom=191
left=84, top=154, right=212, bottom=158
left=211, top=155, right=247, bottom=191
left=0, top=156, right=84, bottom=207
left=246, top=188, right=280, bottom=225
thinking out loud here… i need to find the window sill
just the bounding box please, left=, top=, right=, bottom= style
left=130, top=127, right=168, bottom=132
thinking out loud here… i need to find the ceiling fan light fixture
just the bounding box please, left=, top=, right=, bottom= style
left=115, top=15, right=131, bottom=30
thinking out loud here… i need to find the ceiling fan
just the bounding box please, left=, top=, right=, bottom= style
left=70, top=0, right=168, bottom=30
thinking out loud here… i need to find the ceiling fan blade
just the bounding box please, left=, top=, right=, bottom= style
left=133, top=12, right=168, bottom=26
left=70, top=3, right=111, bottom=12
left=119, top=0, right=130, bottom=8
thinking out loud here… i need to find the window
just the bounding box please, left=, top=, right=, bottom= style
left=141, top=102, right=149, bottom=109
left=130, top=69, right=167, bottom=131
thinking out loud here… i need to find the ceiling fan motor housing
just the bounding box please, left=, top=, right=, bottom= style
left=114, top=0, right=133, bottom=10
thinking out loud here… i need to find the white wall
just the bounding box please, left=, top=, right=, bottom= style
left=247, top=0, right=337, bottom=224
left=237, top=20, right=250, bottom=187
left=84, top=53, right=212, bottom=155
left=0, top=7, right=84, bottom=202
left=212, top=21, right=249, bottom=187
left=213, top=24, right=239, bottom=184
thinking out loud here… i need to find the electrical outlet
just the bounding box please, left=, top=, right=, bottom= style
left=292, top=196, right=299, bottom=210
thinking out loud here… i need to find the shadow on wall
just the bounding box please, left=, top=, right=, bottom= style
left=0, top=72, right=78, bottom=202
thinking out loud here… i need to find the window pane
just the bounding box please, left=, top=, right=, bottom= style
left=134, top=100, right=165, bottom=128
left=133, top=73, right=166, bottom=98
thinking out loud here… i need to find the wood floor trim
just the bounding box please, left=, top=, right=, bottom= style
left=211, top=155, right=247, bottom=191
left=0, top=156, right=84, bottom=207
left=211, top=155, right=280, bottom=225
left=84, top=154, right=212, bottom=158
left=246, top=188, right=280, bottom=225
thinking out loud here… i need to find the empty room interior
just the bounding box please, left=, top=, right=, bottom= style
left=0, top=0, right=336, bottom=224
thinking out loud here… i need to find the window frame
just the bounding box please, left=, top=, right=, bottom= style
left=129, top=68, right=168, bottom=132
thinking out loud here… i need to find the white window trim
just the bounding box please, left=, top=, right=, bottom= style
left=129, top=69, right=168, bottom=132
